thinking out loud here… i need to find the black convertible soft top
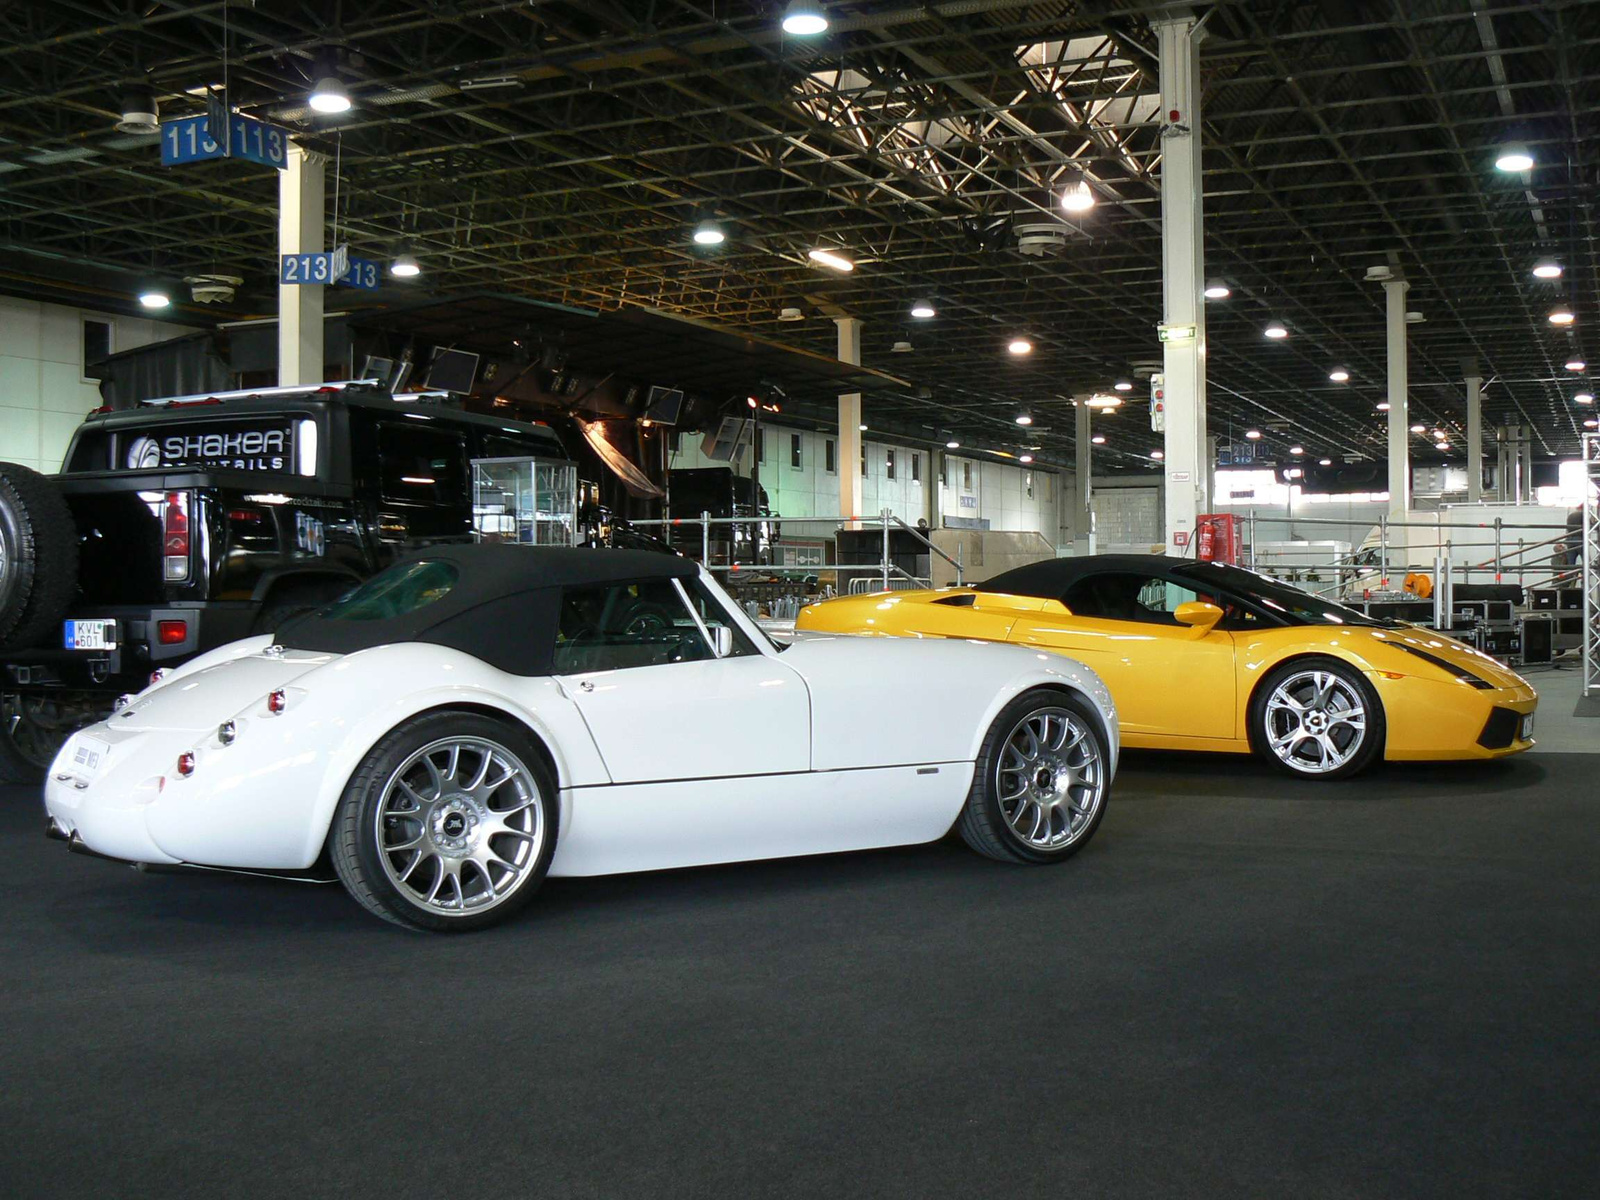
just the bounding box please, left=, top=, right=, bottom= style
left=982, top=554, right=1199, bottom=600
left=278, top=544, right=695, bottom=674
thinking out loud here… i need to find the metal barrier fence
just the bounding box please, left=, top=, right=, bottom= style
left=1583, top=434, right=1600, bottom=698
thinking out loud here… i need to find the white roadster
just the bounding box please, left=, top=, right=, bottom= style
left=44, top=546, right=1118, bottom=930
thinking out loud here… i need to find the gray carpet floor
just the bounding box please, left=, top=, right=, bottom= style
left=3, top=751, right=1597, bottom=1198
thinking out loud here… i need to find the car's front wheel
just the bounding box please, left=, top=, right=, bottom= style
left=1250, top=656, right=1384, bottom=780
left=958, top=688, right=1110, bottom=864
left=329, top=712, right=557, bottom=931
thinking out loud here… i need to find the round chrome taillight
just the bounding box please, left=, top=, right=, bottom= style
left=112, top=694, right=133, bottom=712
left=266, top=689, right=287, bottom=715
left=175, top=751, right=195, bottom=778
left=218, top=720, right=237, bottom=745
left=149, top=669, right=168, bottom=687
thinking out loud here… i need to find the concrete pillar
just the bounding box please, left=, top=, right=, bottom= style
left=835, top=317, right=864, bottom=522
left=278, top=143, right=325, bottom=386
left=1383, top=277, right=1411, bottom=517
left=1465, top=369, right=1483, bottom=503
left=927, top=448, right=942, bottom=528
left=1074, top=395, right=1093, bottom=552
left=1155, top=11, right=1209, bottom=554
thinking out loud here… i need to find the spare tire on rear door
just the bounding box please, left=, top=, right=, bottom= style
left=0, top=463, right=79, bottom=652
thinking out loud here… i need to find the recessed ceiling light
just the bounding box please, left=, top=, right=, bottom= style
left=1329, top=369, right=1350, bottom=382
left=309, top=76, right=352, bottom=114
left=1113, top=379, right=1133, bottom=392
left=692, top=219, right=724, bottom=245
left=1244, top=429, right=1262, bottom=440
left=1090, top=434, right=1106, bottom=445
left=910, top=299, right=936, bottom=318
left=1060, top=178, right=1095, bottom=213
left=1495, top=145, right=1533, bottom=172
left=808, top=247, right=853, bottom=272
left=1566, top=359, right=1586, bottom=372
left=1264, top=323, right=1288, bottom=339
left=1203, top=280, right=1230, bottom=300
left=1533, top=259, right=1563, bottom=280
left=1008, top=337, right=1033, bottom=355
left=781, top=0, right=829, bottom=35
left=1376, top=402, right=1391, bottom=411
left=945, top=439, right=960, bottom=449
left=1150, top=450, right=1164, bottom=460
left=1548, top=306, right=1575, bottom=326
left=1015, top=414, right=1033, bottom=426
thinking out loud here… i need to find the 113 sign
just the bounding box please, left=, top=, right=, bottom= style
left=161, top=114, right=287, bottom=169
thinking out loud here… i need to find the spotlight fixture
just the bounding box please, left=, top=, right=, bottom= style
left=1548, top=306, right=1575, bottom=326
left=1091, top=435, right=1106, bottom=445
left=1008, top=337, right=1033, bottom=355
left=389, top=250, right=421, bottom=278
left=945, top=439, right=960, bottom=449
left=692, top=219, right=725, bottom=246
left=807, top=247, right=854, bottom=272
left=1329, top=368, right=1350, bottom=382
left=137, top=286, right=171, bottom=309
left=1532, top=259, right=1563, bottom=280
left=1015, top=415, right=1033, bottom=426
left=1264, top=323, right=1288, bottom=339
left=781, top=0, right=829, bottom=35
left=1203, top=280, right=1230, bottom=300
left=1494, top=145, right=1533, bottom=172
left=1113, top=379, right=1133, bottom=392
left=1319, top=458, right=1332, bottom=466
left=308, top=76, right=352, bottom=115
left=1576, top=392, right=1595, bottom=405
left=1060, top=178, right=1095, bottom=213
left=1565, top=359, right=1586, bottom=372
left=910, top=299, right=936, bottom=319
left=1150, top=450, right=1165, bottom=460
left=1244, top=429, right=1262, bottom=440
left=1289, top=446, right=1304, bottom=455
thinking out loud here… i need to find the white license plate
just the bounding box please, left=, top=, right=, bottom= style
left=70, top=736, right=110, bottom=777
left=1521, top=714, right=1535, bottom=741
left=63, top=619, right=118, bottom=651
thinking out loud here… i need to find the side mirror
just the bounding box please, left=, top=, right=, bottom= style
left=1174, top=600, right=1224, bottom=634
left=712, top=625, right=735, bottom=658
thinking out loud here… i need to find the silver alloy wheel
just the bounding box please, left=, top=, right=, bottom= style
left=375, top=736, right=545, bottom=915
left=995, top=706, right=1105, bottom=850
left=1264, top=669, right=1368, bottom=775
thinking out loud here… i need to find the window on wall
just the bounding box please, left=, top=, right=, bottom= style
left=886, top=448, right=896, bottom=480
left=790, top=433, right=802, bottom=470
left=81, top=318, right=113, bottom=385
left=861, top=445, right=867, bottom=477
left=939, top=458, right=947, bottom=486
left=756, top=427, right=766, bottom=464
left=825, top=438, right=836, bottom=474
left=911, top=453, right=921, bottom=483
left=962, top=462, right=973, bottom=490
left=1026, top=472, right=1034, bottom=500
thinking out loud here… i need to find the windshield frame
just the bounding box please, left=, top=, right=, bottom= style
left=1173, top=562, right=1401, bottom=628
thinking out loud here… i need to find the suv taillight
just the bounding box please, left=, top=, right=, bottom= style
left=162, top=492, right=190, bottom=581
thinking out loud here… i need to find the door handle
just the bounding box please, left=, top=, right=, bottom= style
left=578, top=680, right=595, bottom=693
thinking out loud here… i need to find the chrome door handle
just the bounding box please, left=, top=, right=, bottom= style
left=578, top=680, right=594, bottom=693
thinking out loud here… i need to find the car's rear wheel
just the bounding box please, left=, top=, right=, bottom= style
left=958, top=688, right=1110, bottom=864
left=0, top=462, right=78, bottom=652
left=1250, top=657, right=1384, bottom=780
left=330, top=712, right=557, bottom=931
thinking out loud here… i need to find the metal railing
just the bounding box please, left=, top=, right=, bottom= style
left=1583, top=434, right=1600, bottom=698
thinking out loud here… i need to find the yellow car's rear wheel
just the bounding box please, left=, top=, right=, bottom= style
left=1250, top=657, right=1384, bottom=780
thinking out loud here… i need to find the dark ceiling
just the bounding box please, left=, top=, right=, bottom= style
left=1, top=0, right=1596, bottom=472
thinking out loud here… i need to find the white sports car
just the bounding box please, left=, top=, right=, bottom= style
left=44, top=546, right=1118, bottom=930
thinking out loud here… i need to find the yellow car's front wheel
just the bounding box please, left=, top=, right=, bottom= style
left=1250, top=657, right=1385, bottom=780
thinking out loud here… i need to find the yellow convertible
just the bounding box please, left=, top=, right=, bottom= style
left=797, top=555, right=1538, bottom=779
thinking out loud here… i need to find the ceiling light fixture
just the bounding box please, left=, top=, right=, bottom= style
left=1495, top=145, right=1533, bottom=172
left=137, top=287, right=171, bottom=309
left=1532, top=259, right=1563, bottom=280
left=890, top=340, right=912, bottom=353
left=859, top=423, right=868, bottom=431
left=1084, top=394, right=1122, bottom=408
left=1203, top=280, right=1230, bottom=300
left=1060, top=178, right=1095, bottom=214
left=1549, top=306, right=1575, bottom=326
left=692, top=219, right=725, bottom=245
left=1565, top=359, right=1586, bottom=372
left=1376, top=402, right=1391, bottom=411
left=389, top=250, right=421, bottom=278
left=1289, top=445, right=1305, bottom=455
left=1091, top=434, right=1106, bottom=445
left=1436, top=441, right=1450, bottom=451
left=1113, top=379, right=1133, bottom=392
left=1319, top=458, right=1332, bottom=466
left=1008, top=337, right=1033, bottom=355
left=1150, top=449, right=1164, bottom=460
left=945, top=439, right=960, bottom=449
left=1015, top=414, right=1033, bottom=426
left=778, top=307, right=804, bottom=322
left=308, top=76, right=353, bottom=115
left=807, top=247, right=853, bottom=272
left=1019, top=454, right=1034, bottom=464
left=1244, top=429, right=1262, bottom=440
left=1264, top=323, right=1288, bottom=339
left=1576, top=392, right=1595, bottom=405
left=1410, top=424, right=1426, bottom=434
left=1329, top=368, right=1350, bottom=382
left=781, top=1, right=829, bottom=35
left=910, top=299, right=936, bottom=319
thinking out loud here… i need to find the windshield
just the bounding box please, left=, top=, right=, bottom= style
left=319, top=560, right=459, bottom=621
left=1175, top=562, right=1400, bottom=628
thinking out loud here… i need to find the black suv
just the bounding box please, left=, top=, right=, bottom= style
left=0, top=381, right=569, bottom=780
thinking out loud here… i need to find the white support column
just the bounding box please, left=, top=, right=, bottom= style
left=1074, top=395, right=1093, bottom=552
left=1383, top=276, right=1411, bottom=517
left=278, top=143, right=326, bottom=386
left=1155, top=12, right=1209, bottom=554
left=835, top=317, right=864, bottom=523
left=1465, top=368, right=1483, bottom=502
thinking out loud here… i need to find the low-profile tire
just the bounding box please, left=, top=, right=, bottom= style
left=1249, top=656, right=1385, bottom=781
left=957, top=687, right=1111, bottom=865
left=329, top=711, right=558, bottom=931
left=0, top=462, right=78, bottom=651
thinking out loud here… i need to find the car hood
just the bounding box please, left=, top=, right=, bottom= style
left=1366, top=625, right=1530, bottom=690
left=112, top=649, right=337, bottom=732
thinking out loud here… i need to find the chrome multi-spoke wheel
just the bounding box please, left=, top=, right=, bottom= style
left=959, top=690, right=1112, bottom=864
left=376, top=737, right=545, bottom=915
left=331, top=713, right=556, bottom=931
left=1253, top=659, right=1383, bottom=779
left=995, top=707, right=1105, bottom=850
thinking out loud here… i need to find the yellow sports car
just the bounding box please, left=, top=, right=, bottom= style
left=798, top=555, right=1538, bottom=779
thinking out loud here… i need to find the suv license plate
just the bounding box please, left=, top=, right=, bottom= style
left=63, top=619, right=118, bottom=651
left=1521, top=714, right=1535, bottom=741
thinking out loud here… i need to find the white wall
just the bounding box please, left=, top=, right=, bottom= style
left=668, top=421, right=1060, bottom=543
left=0, top=296, right=186, bottom=472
